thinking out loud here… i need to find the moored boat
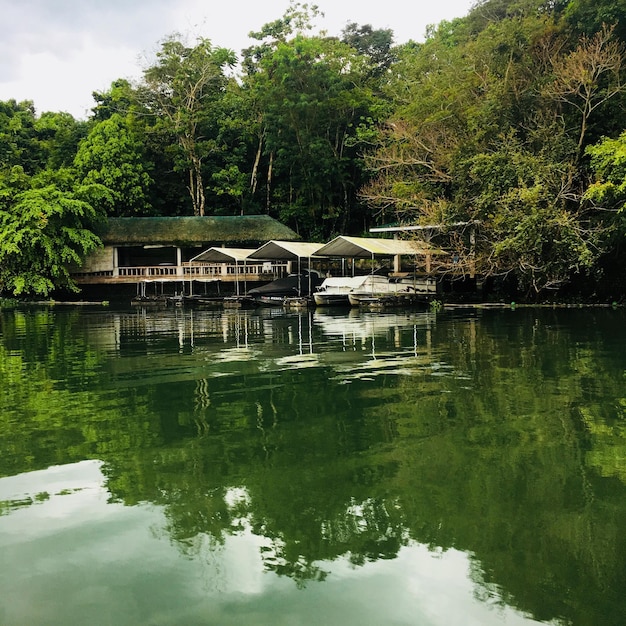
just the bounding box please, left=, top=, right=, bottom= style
left=347, top=274, right=437, bottom=306
left=247, top=271, right=323, bottom=306
left=222, top=295, right=257, bottom=309
left=283, top=296, right=314, bottom=309
left=313, top=276, right=370, bottom=306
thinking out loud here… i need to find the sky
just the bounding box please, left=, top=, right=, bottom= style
left=0, top=0, right=476, bottom=119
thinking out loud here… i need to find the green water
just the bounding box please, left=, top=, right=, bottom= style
left=1, top=305, right=625, bottom=626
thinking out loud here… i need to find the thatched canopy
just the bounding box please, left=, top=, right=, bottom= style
left=98, top=216, right=299, bottom=247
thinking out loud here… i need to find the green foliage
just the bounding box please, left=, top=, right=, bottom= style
left=0, top=183, right=104, bottom=295
left=0, top=100, right=39, bottom=172
left=243, top=0, right=323, bottom=73
left=362, top=1, right=626, bottom=297
left=585, top=130, right=626, bottom=212
left=141, top=36, right=237, bottom=217
left=74, top=113, right=153, bottom=216
left=210, top=165, right=247, bottom=213
left=584, top=131, right=626, bottom=254
left=243, top=20, right=384, bottom=236
left=0, top=100, right=102, bottom=296
left=34, top=111, right=88, bottom=170
left=563, top=0, right=626, bottom=39
left=91, top=79, right=140, bottom=122
left=0, top=100, right=85, bottom=174
left=341, top=22, right=397, bottom=77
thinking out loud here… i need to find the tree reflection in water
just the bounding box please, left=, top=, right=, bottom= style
left=1, top=306, right=626, bottom=625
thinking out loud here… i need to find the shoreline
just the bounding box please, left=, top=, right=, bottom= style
left=0, top=298, right=623, bottom=311
left=442, top=301, right=623, bottom=309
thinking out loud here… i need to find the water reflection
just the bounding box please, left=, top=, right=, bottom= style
left=0, top=461, right=542, bottom=626
left=1, top=306, right=626, bottom=625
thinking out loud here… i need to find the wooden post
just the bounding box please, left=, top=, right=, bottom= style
left=176, top=247, right=183, bottom=276
left=469, top=227, right=475, bottom=279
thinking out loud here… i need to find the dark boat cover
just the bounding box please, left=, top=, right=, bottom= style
left=247, top=272, right=323, bottom=298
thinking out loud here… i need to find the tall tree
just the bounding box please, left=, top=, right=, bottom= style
left=141, top=36, right=236, bottom=217
left=242, top=5, right=385, bottom=238
left=545, top=24, right=626, bottom=161
left=73, top=113, right=153, bottom=216
left=341, top=23, right=397, bottom=77
left=0, top=100, right=43, bottom=174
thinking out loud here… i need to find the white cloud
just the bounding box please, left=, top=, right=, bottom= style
left=0, top=0, right=475, bottom=118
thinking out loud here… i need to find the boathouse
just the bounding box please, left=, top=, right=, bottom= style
left=71, top=216, right=299, bottom=289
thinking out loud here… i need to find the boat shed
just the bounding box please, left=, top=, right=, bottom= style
left=189, top=247, right=257, bottom=263
left=188, top=247, right=259, bottom=296
left=247, top=241, right=326, bottom=297
left=247, top=240, right=325, bottom=275
left=72, top=216, right=299, bottom=286
left=315, top=236, right=447, bottom=273
left=247, top=240, right=325, bottom=262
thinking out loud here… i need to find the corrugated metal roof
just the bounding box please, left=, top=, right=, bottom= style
left=98, top=216, right=299, bottom=246
left=315, top=236, right=447, bottom=258
left=247, top=240, right=325, bottom=260
left=370, top=221, right=479, bottom=233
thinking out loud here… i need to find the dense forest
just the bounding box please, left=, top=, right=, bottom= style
left=2, top=0, right=626, bottom=300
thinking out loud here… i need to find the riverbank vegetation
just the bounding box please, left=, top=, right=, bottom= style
left=2, top=0, right=626, bottom=300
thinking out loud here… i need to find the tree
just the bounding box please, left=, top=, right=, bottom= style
left=341, top=23, right=397, bottom=77
left=545, top=24, right=626, bottom=161
left=242, top=5, right=385, bottom=238
left=585, top=130, right=626, bottom=214
left=141, top=36, right=236, bottom=216
left=583, top=130, right=626, bottom=280
left=563, top=0, right=626, bottom=40
left=74, top=113, right=153, bottom=216
left=358, top=6, right=620, bottom=296
left=0, top=100, right=43, bottom=174
left=0, top=100, right=106, bottom=296
left=358, top=24, right=483, bottom=223
left=0, top=180, right=105, bottom=296
left=33, top=111, right=87, bottom=170
left=91, top=79, right=140, bottom=122
left=211, top=165, right=247, bottom=214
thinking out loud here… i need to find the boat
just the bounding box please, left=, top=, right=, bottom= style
left=283, top=296, right=314, bottom=309
left=347, top=274, right=437, bottom=307
left=313, top=276, right=371, bottom=306
left=222, top=295, right=257, bottom=309
left=356, top=294, right=420, bottom=309
left=247, top=270, right=323, bottom=306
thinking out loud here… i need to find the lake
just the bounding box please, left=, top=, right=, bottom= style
left=1, top=304, right=625, bottom=626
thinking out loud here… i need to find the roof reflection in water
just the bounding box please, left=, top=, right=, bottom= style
left=86, top=306, right=442, bottom=382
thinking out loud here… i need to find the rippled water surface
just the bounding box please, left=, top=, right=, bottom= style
left=1, top=305, right=626, bottom=626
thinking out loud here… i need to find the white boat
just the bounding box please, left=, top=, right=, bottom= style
left=313, top=276, right=370, bottom=306
left=347, top=275, right=437, bottom=307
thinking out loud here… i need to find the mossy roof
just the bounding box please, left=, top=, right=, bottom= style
left=98, top=216, right=299, bottom=246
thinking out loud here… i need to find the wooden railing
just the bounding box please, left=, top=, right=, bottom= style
left=119, top=265, right=179, bottom=277
left=74, top=262, right=289, bottom=282
left=183, top=262, right=289, bottom=278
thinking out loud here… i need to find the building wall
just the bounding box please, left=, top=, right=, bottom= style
left=79, top=246, right=115, bottom=273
